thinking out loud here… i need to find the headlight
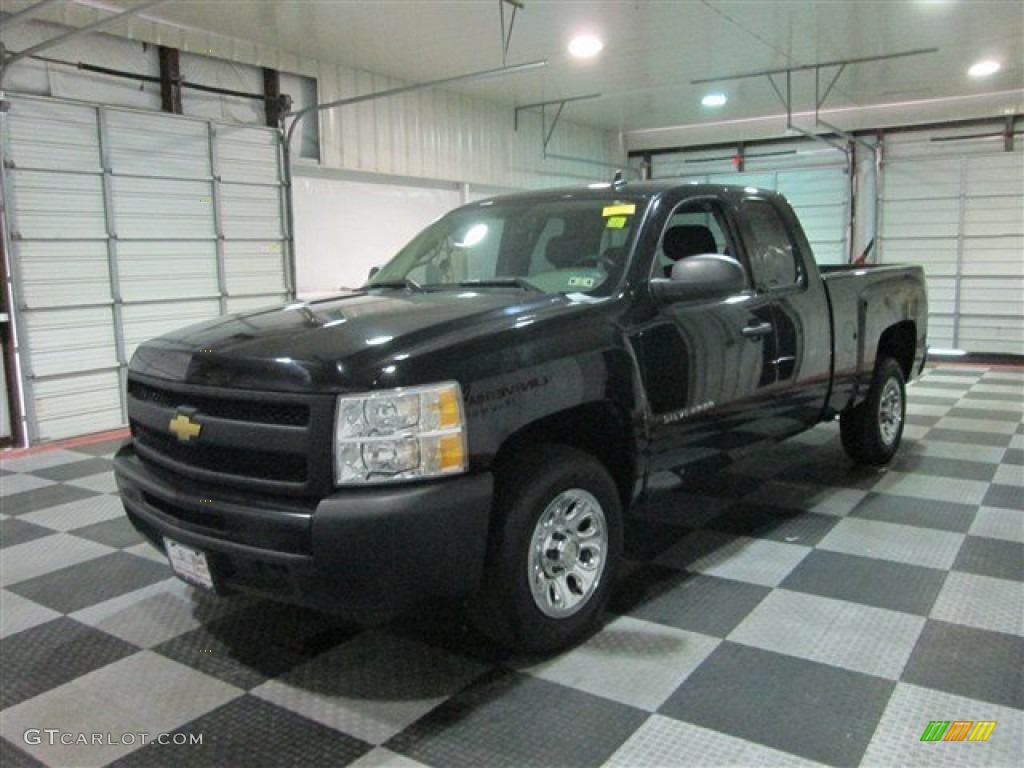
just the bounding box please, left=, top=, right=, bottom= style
left=333, top=381, right=468, bottom=485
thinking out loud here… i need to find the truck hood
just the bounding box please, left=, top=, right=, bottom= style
left=129, top=289, right=592, bottom=392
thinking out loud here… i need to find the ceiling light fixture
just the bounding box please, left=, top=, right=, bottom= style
left=568, top=35, right=603, bottom=58
left=968, top=59, right=1000, bottom=78
left=701, top=92, right=728, bottom=107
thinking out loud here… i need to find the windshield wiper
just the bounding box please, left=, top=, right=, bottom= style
left=455, top=278, right=542, bottom=292
left=363, top=278, right=425, bottom=292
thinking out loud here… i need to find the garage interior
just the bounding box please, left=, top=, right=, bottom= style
left=1, top=1, right=1022, bottom=766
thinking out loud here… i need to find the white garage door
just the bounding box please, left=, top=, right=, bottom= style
left=878, top=125, right=1023, bottom=355
left=2, top=95, right=289, bottom=442
left=650, top=139, right=851, bottom=265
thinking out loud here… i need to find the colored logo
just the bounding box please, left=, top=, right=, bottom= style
left=168, top=413, right=202, bottom=442
left=920, top=721, right=997, bottom=742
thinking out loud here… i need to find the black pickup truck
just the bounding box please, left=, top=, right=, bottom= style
left=114, top=181, right=927, bottom=652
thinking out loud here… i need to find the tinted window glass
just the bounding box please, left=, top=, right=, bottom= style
left=740, top=199, right=800, bottom=290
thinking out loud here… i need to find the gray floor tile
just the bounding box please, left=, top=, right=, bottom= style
left=924, top=429, right=1016, bottom=448
left=930, top=571, right=1024, bottom=637
left=0, top=449, right=98, bottom=473
left=605, top=714, right=825, bottom=768
left=817, top=517, right=966, bottom=570
left=386, top=669, right=648, bottom=767
left=69, top=438, right=128, bottom=456
left=728, top=589, right=925, bottom=679
left=657, top=531, right=812, bottom=587
left=888, top=453, right=998, bottom=483
left=1, top=533, right=114, bottom=586
left=0, top=617, right=139, bottom=709
left=18, top=493, right=123, bottom=532
left=8, top=551, right=172, bottom=614
left=870, top=471, right=989, bottom=506
left=109, top=695, right=372, bottom=768
left=0, top=591, right=62, bottom=640
left=517, top=615, right=721, bottom=711
left=0, top=474, right=56, bottom=497
left=862, top=683, right=1023, bottom=768
left=901, top=621, right=1024, bottom=709
left=781, top=550, right=947, bottom=615
left=66, top=471, right=120, bottom=494
left=705, top=502, right=839, bottom=546
left=969, top=506, right=1024, bottom=543
left=0, top=738, right=46, bottom=768
left=658, top=642, right=894, bottom=766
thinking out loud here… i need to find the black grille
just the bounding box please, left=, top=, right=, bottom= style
left=133, top=423, right=307, bottom=483
left=128, top=381, right=309, bottom=426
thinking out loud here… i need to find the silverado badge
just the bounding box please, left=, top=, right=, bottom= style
left=168, top=413, right=202, bottom=442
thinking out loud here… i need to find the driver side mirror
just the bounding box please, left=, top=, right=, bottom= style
left=367, top=266, right=381, bottom=280
left=650, top=253, right=747, bottom=303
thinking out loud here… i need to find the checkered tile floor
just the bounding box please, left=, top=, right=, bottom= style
left=2, top=365, right=1021, bottom=767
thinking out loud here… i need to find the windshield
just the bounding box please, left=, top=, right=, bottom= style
left=367, top=196, right=644, bottom=297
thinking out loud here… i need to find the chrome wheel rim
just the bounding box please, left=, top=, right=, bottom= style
left=878, top=378, right=903, bottom=446
left=528, top=488, right=608, bottom=619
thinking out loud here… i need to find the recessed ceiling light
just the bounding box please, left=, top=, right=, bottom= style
left=568, top=35, right=603, bottom=58
left=968, top=59, right=1000, bottom=78
left=701, top=92, right=728, bottom=107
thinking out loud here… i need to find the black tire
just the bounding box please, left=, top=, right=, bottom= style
left=840, top=356, right=906, bottom=466
left=470, top=445, right=622, bottom=654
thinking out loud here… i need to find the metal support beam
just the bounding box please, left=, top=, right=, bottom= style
left=1, top=0, right=174, bottom=84
left=0, top=0, right=63, bottom=31
left=498, top=0, right=524, bottom=67
left=691, top=48, right=938, bottom=85
left=158, top=46, right=182, bottom=115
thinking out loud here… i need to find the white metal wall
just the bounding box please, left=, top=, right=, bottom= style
left=648, top=140, right=851, bottom=265
left=2, top=95, right=289, bottom=442
left=879, top=125, right=1024, bottom=355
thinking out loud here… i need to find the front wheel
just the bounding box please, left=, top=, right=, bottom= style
left=840, top=356, right=906, bottom=465
left=471, top=445, right=622, bottom=654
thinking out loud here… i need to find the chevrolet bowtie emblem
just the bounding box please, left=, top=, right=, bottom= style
left=169, top=413, right=202, bottom=442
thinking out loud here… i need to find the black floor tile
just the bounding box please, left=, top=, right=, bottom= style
left=68, top=439, right=127, bottom=456
left=775, top=462, right=884, bottom=490
left=0, top=738, right=46, bottom=768
left=153, top=603, right=358, bottom=690
left=0, top=484, right=101, bottom=516
left=901, top=621, right=1023, bottom=709
left=33, top=458, right=113, bottom=483
left=614, top=568, right=771, bottom=638
left=849, top=493, right=977, bottom=533
left=887, top=454, right=997, bottom=483
left=109, top=695, right=371, bottom=768
left=982, top=483, right=1023, bottom=510
left=658, top=642, right=894, bottom=767
left=70, top=516, right=144, bottom=549
left=706, top=502, right=839, bottom=546
left=0, top=618, right=139, bottom=709
left=962, top=390, right=1022, bottom=402
left=7, top=552, right=171, bottom=614
left=387, top=669, right=648, bottom=768
left=912, top=395, right=960, bottom=406
left=952, top=536, right=1024, bottom=582
left=924, top=429, right=1015, bottom=448
left=781, top=550, right=946, bottom=615
left=0, top=518, right=55, bottom=549
left=905, top=414, right=941, bottom=427
left=1003, top=448, right=1023, bottom=465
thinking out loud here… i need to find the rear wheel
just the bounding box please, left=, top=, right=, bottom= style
left=471, top=445, right=622, bottom=654
left=841, top=356, right=906, bottom=465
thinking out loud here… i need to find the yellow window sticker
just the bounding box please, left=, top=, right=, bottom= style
left=606, top=216, right=627, bottom=229
left=602, top=203, right=636, bottom=217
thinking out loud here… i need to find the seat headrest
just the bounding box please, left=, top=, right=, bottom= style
left=545, top=234, right=582, bottom=268
left=663, top=225, right=717, bottom=262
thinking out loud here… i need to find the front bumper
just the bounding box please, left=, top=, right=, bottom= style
left=114, top=445, right=494, bottom=614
